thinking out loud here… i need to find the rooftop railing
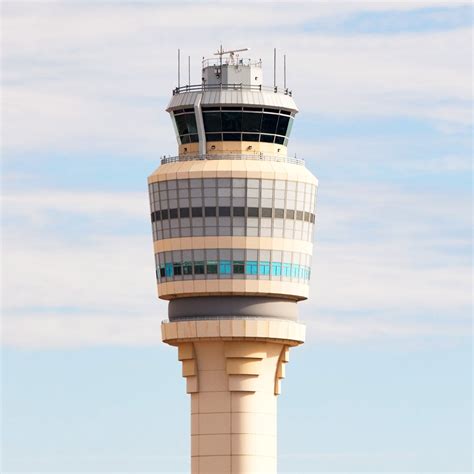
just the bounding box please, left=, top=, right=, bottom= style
left=172, top=83, right=292, bottom=96
left=160, top=153, right=304, bottom=166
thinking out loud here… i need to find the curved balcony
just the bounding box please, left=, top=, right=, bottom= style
left=172, top=83, right=293, bottom=96
left=160, top=153, right=305, bottom=166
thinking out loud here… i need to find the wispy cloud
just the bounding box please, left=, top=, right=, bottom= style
left=2, top=3, right=472, bottom=157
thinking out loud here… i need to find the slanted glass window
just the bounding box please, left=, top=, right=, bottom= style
left=221, top=112, right=242, bottom=131
left=203, top=112, right=221, bottom=132
left=242, top=113, right=262, bottom=132
left=261, top=113, right=279, bottom=134
left=276, top=115, right=290, bottom=136
left=220, top=260, right=232, bottom=274
left=246, top=261, right=258, bottom=275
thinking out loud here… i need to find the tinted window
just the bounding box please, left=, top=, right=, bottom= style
left=242, top=113, right=262, bottom=132
left=221, top=112, right=242, bottom=131
left=261, top=113, right=278, bottom=133
left=276, top=115, right=290, bottom=136
left=203, top=112, right=221, bottom=132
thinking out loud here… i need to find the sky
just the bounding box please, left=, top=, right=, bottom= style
left=1, top=1, right=472, bottom=472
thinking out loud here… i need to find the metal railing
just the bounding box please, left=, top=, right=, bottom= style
left=160, top=153, right=304, bottom=166
left=172, top=83, right=292, bottom=96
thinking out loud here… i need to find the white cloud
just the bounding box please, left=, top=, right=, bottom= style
left=1, top=182, right=470, bottom=349
left=2, top=314, right=164, bottom=350
left=1, top=3, right=471, bottom=157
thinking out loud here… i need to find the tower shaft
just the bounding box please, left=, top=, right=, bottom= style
left=162, top=319, right=304, bottom=473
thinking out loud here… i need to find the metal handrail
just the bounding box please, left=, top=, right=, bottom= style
left=172, top=83, right=292, bottom=96
left=160, top=153, right=305, bottom=166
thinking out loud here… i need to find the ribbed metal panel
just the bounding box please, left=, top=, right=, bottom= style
left=167, top=90, right=298, bottom=112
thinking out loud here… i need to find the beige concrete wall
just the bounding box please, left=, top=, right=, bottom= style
left=162, top=319, right=304, bottom=474
left=148, top=159, right=318, bottom=187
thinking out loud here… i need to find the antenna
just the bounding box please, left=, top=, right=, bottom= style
left=214, top=46, right=249, bottom=65
left=273, top=48, right=277, bottom=89
left=177, top=48, right=181, bottom=88
left=284, top=54, right=287, bottom=89
left=188, top=55, right=191, bottom=86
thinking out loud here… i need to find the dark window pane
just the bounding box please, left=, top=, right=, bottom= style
left=206, top=133, right=222, bottom=141
left=242, top=133, right=259, bottom=142
left=280, top=109, right=292, bottom=115
left=260, top=134, right=274, bottom=143
left=219, top=206, right=231, bottom=216
left=160, top=266, right=166, bottom=278
left=242, top=113, right=262, bottom=132
left=248, top=207, right=259, bottom=217
left=233, top=207, right=245, bottom=217
left=261, top=113, right=278, bottom=133
left=202, top=106, right=220, bottom=111
left=156, top=210, right=161, bottom=220
left=192, top=207, right=203, bottom=217
left=311, top=213, right=315, bottom=223
left=161, top=209, right=169, bottom=220
left=183, top=262, right=193, bottom=275
left=286, top=209, right=295, bottom=219
left=194, top=262, right=205, bottom=274
left=274, top=208, right=284, bottom=218
left=185, top=114, right=197, bottom=134
left=274, top=136, right=285, bottom=145
left=175, top=114, right=188, bottom=135
left=221, top=106, right=242, bottom=111
left=189, top=134, right=199, bottom=143
left=179, top=207, right=190, bottom=218
left=205, top=206, right=216, bottom=217
left=151, top=212, right=156, bottom=223
left=206, top=261, right=218, bottom=274
left=169, top=208, right=178, bottom=219
left=173, top=263, right=182, bottom=276
left=223, top=133, right=241, bottom=141
left=296, top=210, right=304, bottom=220
left=180, top=135, right=191, bottom=144
left=276, top=115, right=290, bottom=135
left=304, top=212, right=310, bottom=222
left=233, top=261, right=245, bottom=274
left=261, top=113, right=279, bottom=133
left=221, top=112, right=242, bottom=131
left=263, top=108, right=279, bottom=113
left=262, top=208, right=272, bottom=218
left=182, top=108, right=194, bottom=113
left=243, top=107, right=262, bottom=112
left=203, top=112, right=222, bottom=132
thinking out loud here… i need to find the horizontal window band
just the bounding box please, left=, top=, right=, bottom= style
left=151, top=207, right=316, bottom=223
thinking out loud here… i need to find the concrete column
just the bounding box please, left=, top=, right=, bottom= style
left=161, top=319, right=305, bottom=474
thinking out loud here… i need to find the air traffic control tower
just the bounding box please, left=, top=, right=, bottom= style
left=148, top=48, right=317, bottom=473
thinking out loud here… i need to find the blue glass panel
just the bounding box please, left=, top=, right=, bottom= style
left=291, top=264, right=300, bottom=278
left=282, top=263, right=291, bottom=277
left=165, top=263, right=174, bottom=277
left=271, top=262, right=282, bottom=276
left=219, top=260, right=232, bottom=274
left=259, top=261, right=270, bottom=276
left=246, top=261, right=258, bottom=275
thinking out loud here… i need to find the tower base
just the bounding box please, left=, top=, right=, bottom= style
left=161, top=318, right=305, bottom=474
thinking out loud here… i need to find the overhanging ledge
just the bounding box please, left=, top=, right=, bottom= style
left=161, top=318, right=305, bottom=347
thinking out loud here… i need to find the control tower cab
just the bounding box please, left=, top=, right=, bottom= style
left=148, top=47, right=318, bottom=474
